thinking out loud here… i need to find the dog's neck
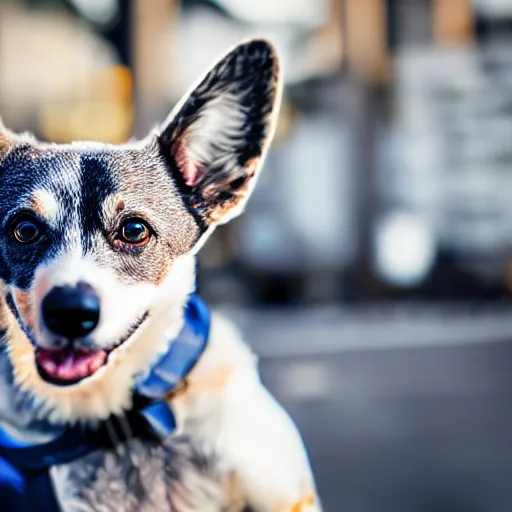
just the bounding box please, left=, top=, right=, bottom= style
left=0, top=302, right=196, bottom=440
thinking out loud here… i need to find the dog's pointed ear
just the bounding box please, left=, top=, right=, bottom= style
left=156, top=39, right=282, bottom=226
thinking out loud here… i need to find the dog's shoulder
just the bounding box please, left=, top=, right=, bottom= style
left=199, top=312, right=258, bottom=383
left=173, top=313, right=322, bottom=512
left=176, top=312, right=259, bottom=410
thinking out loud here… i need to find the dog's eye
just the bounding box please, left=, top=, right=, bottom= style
left=13, top=218, right=41, bottom=244
left=119, top=219, right=151, bottom=245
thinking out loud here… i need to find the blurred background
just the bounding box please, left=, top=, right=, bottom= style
left=3, top=0, right=512, bottom=510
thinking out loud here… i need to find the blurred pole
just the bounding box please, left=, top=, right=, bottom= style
left=344, top=0, right=389, bottom=300
left=433, top=0, right=474, bottom=47
left=344, top=0, right=390, bottom=85
left=132, top=0, right=176, bottom=138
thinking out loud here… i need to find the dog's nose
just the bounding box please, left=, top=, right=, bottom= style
left=42, top=282, right=100, bottom=339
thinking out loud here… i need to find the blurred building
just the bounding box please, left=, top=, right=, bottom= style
left=5, top=3, right=512, bottom=512
left=2, top=0, right=512, bottom=308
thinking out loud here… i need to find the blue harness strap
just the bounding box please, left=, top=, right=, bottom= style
left=0, top=426, right=99, bottom=512
left=0, top=458, right=56, bottom=512
left=0, top=294, right=210, bottom=511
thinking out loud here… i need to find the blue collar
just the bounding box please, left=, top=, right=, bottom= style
left=0, top=293, right=209, bottom=474
left=134, top=293, right=210, bottom=437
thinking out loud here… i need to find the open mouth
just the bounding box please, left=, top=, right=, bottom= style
left=35, top=312, right=149, bottom=386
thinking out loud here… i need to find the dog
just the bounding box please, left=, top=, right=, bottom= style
left=0, top=39, right=321, bottom=511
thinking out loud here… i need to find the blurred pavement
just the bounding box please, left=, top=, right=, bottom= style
left=224, top=305, right=512, bottom=512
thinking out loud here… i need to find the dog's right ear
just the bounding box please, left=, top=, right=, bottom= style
left=156, top=39, right=282, bottom=227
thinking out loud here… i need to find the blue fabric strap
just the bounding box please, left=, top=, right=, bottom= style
left=0, top=294, right=210, bottom=510
left=137, top=294, right=210, bottom=399
left=136, top=293, right=210, bottom=437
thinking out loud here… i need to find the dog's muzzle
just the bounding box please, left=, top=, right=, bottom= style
left=36, top=281, right=105, bottom=385
left=34, top=282, right=149, bottom=386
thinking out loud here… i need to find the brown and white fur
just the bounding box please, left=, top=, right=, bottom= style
left=0, top=40, right=321, bottom=511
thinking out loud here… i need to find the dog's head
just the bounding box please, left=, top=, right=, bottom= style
left=0, top=39, right=281, bottom=424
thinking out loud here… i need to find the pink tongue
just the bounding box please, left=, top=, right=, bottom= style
left=37, top=349, right=107, bottom=381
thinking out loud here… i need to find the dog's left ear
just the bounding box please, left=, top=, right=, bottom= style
left=157, top=39, right=281, bottom=226
left=0, top=119, right=18, bottom=161
left=0, top=119, right=35, bottom=162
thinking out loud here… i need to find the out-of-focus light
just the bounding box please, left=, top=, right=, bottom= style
left=39, top=66, right=133, bottom=144
left=473, top=0, right=512, bottom=17
left=277, top=362, right=333, bottom=401
left=213, top=0, right=327, bottom=25
left=374, top=212, right=436, bottom=287
left=70, top=0, right=119, bottom=25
